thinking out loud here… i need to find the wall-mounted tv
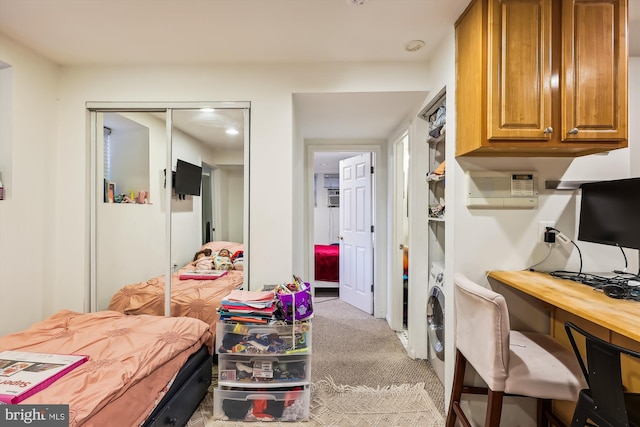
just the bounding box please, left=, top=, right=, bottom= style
left=174, top=159, right=202, bottom=196
left=578, top=177, right=640, bottom=250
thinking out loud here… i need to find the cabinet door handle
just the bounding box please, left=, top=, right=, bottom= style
left=568, top=128, right=579, bottom=135
left=543, top=127, right=553, bottom=134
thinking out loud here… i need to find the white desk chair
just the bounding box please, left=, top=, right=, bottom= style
left=447, top=273, right=586, bottom=427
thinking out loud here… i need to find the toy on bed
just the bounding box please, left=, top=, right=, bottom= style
left=213, top=248, right=235, bottom=270
left=193, top=248, right=214, bottom=270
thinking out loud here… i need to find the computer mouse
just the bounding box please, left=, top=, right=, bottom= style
left=602, top=284, right=626, bottom=299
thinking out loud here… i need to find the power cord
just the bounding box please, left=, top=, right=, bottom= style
left=613, top=244, right=628, bottom=275
left=525, top=243, right=554, bottom=271
left=546, top=226, right=583, bottom=277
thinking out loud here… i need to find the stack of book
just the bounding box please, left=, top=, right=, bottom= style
left=218, top=289, right=276, bottom=324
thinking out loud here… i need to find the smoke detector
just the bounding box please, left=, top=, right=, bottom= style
left=347, top=0, right=368, bottom=5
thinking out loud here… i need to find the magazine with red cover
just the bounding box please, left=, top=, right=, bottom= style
left=0, top=351, right=88, bottom=404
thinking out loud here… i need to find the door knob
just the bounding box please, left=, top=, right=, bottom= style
left=568, top=128, right=579, bottom=135
left=543, top=127, right=553, bottom=134
left=338, top=235, right=344, bottom=240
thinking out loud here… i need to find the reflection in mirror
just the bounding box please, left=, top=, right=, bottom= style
left=95, top=111, right=167, bottom=310
left=170, top=108, right=245, bottom=270
left=92, top=106, right=248, bottom=312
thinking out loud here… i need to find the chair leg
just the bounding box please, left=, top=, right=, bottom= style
left=537, top=399, right=566, bottom=427
left=486, top=389, right=504, bottom=427
left=446, top=350, right=467, bottom=427
left=537, top=399, right=546, bottom=427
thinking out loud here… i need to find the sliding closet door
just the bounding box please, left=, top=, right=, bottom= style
left=91, top=110, right=169, bottom=311
left=90, top=103, right=250, bottom=313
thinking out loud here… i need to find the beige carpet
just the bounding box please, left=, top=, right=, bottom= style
left=187, top=296, right=445, bottom=426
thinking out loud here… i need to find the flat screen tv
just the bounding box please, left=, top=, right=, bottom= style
left=578, top=177, right=640, bottom=250
left=174, top=159, right=202, bottom=196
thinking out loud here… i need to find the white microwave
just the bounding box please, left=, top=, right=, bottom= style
left=327, top=189, right=339, bottom=207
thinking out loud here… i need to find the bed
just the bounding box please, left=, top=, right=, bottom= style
left=108, top=241, right=245, bottom=339
left=314, top=244, right=339, bottom=283
left=0, top=309, right=213, bottom=427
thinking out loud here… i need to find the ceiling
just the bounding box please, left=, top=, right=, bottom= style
left=1, top=0, right=638, bottom=163
left=0, top=0, right=472, bottom=66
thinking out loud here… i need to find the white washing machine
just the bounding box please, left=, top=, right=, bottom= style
left=427, top=262, right=445, bottom=385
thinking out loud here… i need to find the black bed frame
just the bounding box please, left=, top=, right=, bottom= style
left=142, top=345, right=212, bottom=427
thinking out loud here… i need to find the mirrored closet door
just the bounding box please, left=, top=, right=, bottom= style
left=89, top=102, right=250, bottom=313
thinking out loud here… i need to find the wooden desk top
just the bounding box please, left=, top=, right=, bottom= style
left=488, top=270, right=640, bottom=342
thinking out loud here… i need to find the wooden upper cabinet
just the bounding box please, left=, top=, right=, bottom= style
left=455, top=0, right=628, bottom=157
left=487, top=0, right=553, bottom=141
left=561, top=0, right=628, bottom=142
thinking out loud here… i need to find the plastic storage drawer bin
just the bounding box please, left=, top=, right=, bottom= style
left=216, top=322, right=312, bottom=355
left=218, top=354, right=311, bottom=387
left=213, top=386, right=310, bottom=422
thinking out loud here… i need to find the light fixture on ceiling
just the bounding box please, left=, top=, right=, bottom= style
left=226, top=128, right=239, bottom=135
left=404, top=40, right=425, bottom=52
left=200, top=108, right=215, bottom=112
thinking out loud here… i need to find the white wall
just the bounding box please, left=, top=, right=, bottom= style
left=0, top=34, right=59, bottom=335
left=107, top=121, right=149, bottom=196
left=226, top=168, right=244, bottom=243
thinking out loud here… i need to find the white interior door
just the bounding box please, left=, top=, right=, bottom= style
left=339, top=153, right=373, bottom=314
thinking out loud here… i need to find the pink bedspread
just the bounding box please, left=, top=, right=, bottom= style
left=108, top=267, right=244, bottom=336
left=315, top=244, right=339, bottom=282
left=0, top=310, right=212, bottom=426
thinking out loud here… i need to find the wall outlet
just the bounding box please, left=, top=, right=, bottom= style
left=538, top=221, right=555, bottom=243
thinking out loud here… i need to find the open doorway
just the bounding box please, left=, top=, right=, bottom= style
left=311, top=151, right=360, bottom=290
left=308, top=148, right=376, bottom=315
left=390, top=132, right=410, bottom=341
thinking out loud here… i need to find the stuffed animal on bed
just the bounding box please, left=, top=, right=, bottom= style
left=213, top=248, right=235, bottom=270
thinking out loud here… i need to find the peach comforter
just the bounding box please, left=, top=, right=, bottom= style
left=0, top=310, right=212, bottom=426
left=107, top=268, right=244, bottom=335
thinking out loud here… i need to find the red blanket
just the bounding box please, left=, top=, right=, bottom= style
left=314, top=244, right=339, bottom=282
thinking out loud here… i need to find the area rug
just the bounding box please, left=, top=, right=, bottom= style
left=204, top=376, right=445, bottom=427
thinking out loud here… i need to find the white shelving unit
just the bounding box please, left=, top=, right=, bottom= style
left=420, top=88, right=447, bottom=267
left=419, top=87, right=447, bottom=386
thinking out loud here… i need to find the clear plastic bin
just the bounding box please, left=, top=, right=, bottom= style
left=217, top=354, right=311, bottom=387
left=216, top=322, right=311, bottom=355
left=213, top=386, right=310, bottom=422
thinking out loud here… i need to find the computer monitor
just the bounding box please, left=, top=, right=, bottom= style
left=578, top=177, right=640, bottom=250
left=174, top=159, right=202, bottom=196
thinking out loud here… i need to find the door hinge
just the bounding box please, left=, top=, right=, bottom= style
left=371, top=166, right=374, bottom=174
left=371, top=284, right=374, bottom=292
left=371, top=225, right=374, bottom=233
